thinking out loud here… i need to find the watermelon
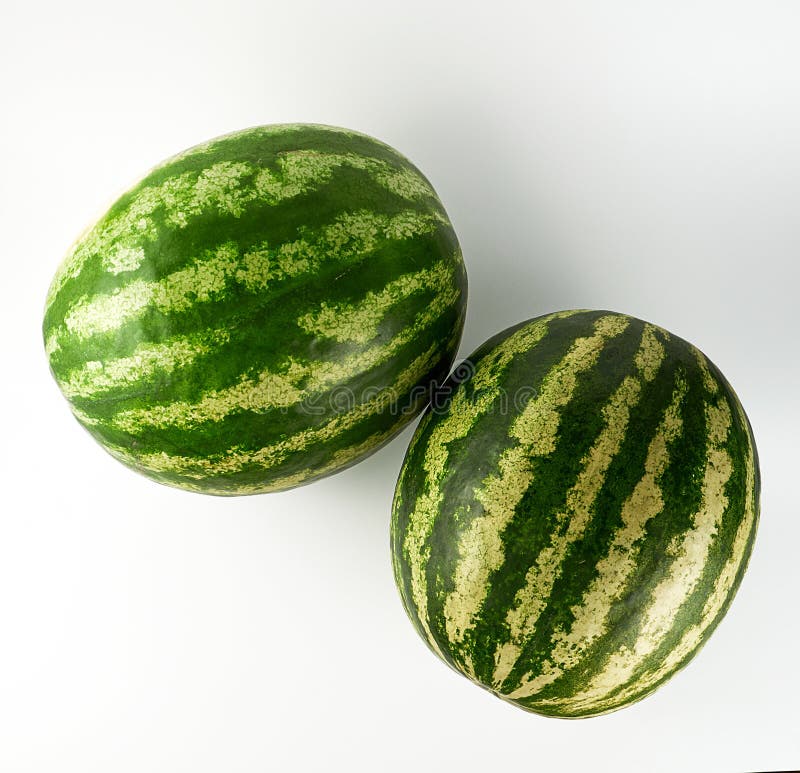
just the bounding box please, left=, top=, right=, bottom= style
left=43, top=124, right=467, bottom=495
left=391, top=309, right=759, bottom=717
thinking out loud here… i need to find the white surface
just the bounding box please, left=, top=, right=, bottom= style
left=1, top=2, right=799, bottom=771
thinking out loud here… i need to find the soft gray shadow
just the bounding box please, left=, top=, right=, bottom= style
left=317, top=418, right=419, bottom=514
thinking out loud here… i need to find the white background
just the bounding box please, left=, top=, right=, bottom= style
left=1, top=1, right=798, bottom=771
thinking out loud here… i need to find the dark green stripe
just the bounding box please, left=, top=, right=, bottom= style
left=417, top=311, right=611, bottom=669
left=52, top=221, right=457, bottom=382
left=553, top=379, right=759, bottom=715
left=45, top=197, right=450, bottom=366
left=390, top=315, right=564, bottom=666
left=81, top=331, right=455, bottom=475
left=512, top=355, right=702, bottom=708
left=44, top=129, right=442, bottom=338
left=459, top=318, right=646, bottom=684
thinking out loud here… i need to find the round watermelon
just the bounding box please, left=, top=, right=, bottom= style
left=44, top=124, right=467, bottom=495
left=391, top=309, right=759, bottom=717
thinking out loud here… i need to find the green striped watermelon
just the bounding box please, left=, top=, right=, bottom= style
left=44, top=124, right=467, bottom=495
left=391, top=309, right=759, bottom=717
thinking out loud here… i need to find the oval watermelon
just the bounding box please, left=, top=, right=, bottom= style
left=391, top=309, right=759, bottom=717
left=44, top=124, right=467, bottom=495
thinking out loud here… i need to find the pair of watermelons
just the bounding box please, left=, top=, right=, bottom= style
left=43, top=124, right=759, bottom=718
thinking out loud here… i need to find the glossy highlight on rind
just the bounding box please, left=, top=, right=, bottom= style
left=44, top=124, right=467, bottom=494
left=390, top=310, right=759, bottom=718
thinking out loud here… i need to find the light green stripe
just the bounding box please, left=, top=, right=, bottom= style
left=441, top=315, right=630, bottom=671
left=108, top=340, right=442, bottom=489
left=400, top=310, right=584, bottom=667
left=108, top=257, right=461, bottom=469
left=598, top=393, right=757, bottom=711
left=537, top=377, right=734, bottom=713
left=504, top=371, right=688, bottom=700
left=45, top=209, right=444, bottom=355
left=109, top=260, right=457, bottom=434
left=298, top=261, right=454, bottom=344
left=69, top=404, right=101, bottom=426
left=491, top=324, right=666, bottom=687
left=45, top=148, right=437, bottom=309
left=60, top=329, right=231, bottom=399
left=153, top=125, right=364, bottom=168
